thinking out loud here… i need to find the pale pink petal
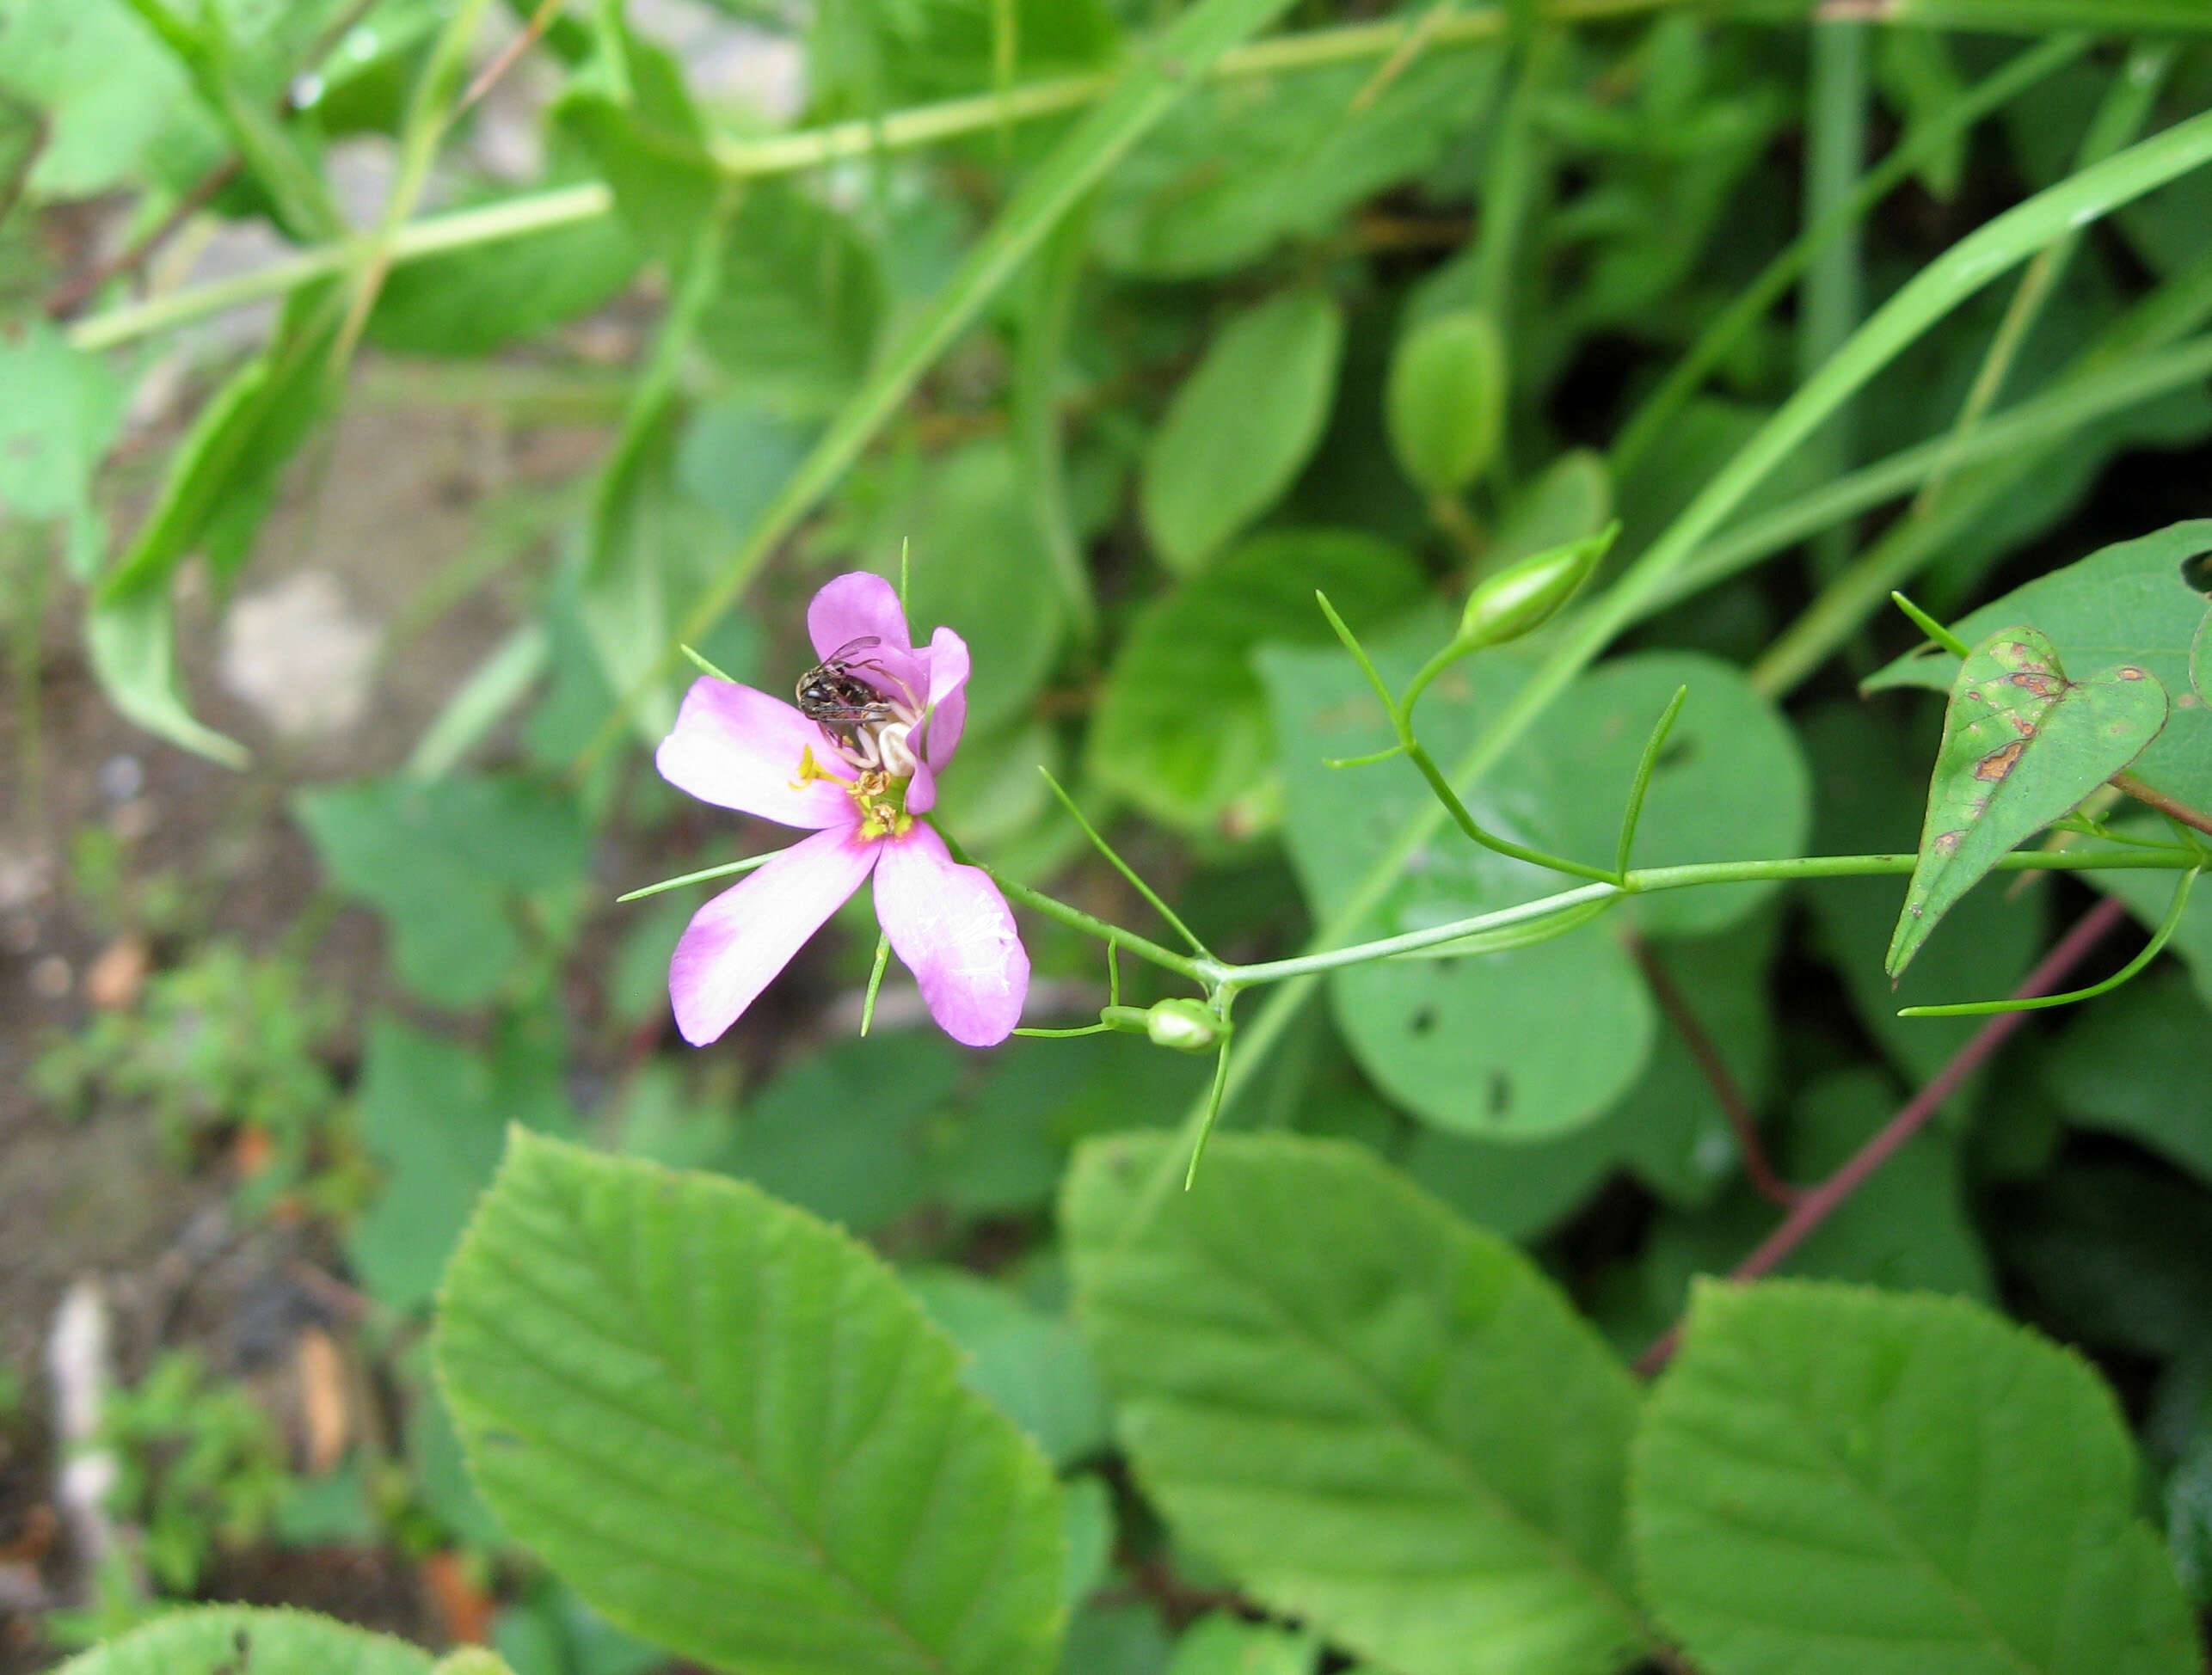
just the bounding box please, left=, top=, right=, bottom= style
left=904, top=757, right=937, bottom=815
left=874, top=823, right=1028, bottom=1046
left=808, top=572, right=923, bottom=703
left=918, top=625, right=970, bottom=768
left=668, top=827, right=879, bottom=1046
left=657, top=679, right=854, bottom=830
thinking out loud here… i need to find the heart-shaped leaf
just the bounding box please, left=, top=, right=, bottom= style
left=1888, top=625, right=2167, bottom=979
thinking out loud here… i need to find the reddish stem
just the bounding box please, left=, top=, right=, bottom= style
left=1634, top=893, right=2129, bottom=1377
left=1626, top=933, right=1799, bottom=1207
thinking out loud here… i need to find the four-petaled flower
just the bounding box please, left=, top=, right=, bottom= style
left=655, top=572, right=1030, bottom=1047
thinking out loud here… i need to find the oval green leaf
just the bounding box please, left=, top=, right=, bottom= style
left=1140, top=289, right=1345, bottom=574
left=1887, top=623, right=2168, bottom=979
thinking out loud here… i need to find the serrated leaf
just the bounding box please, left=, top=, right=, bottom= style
left=1866, top=521, right=2212, bottom=815
left=1141, top=290, right=1344, bottom=574
left=1066, top=1131, right=1655, bottom=1675
left=436, top=1130, right=1067, bottom=1675
left=1636, top=1279, right=2200, bottom=1675
left=1089, top=528, right=1423, bottom=835
left=1888, top=624, right=2166, bottom=978
left=56, top=1604, right=433, bottom=1675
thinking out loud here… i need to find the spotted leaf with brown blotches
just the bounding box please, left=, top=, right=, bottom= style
left=1887, top=625, right=2168, bottom=980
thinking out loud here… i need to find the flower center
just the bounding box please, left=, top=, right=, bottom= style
left=793, top=702, right=923, bottom=840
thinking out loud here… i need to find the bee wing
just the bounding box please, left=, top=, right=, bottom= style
left=827, top=635, right=882, bottom=660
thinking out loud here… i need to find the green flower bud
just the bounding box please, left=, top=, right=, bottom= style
left=1145, top=998, right=1226, bottom=1053
left=1455, top=524, right=1617, bottom=653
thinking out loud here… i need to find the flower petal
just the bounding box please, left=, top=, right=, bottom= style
left=874, top=823, right=1029, bottom=1046
left=808, top=572, right=924, bottom=703
left=905, top=756, right=937, bottom=815
left=919, top=625, right=970, bottom=768
left=656, top=679, right=856, bottom=829
left=668, top=827, right=878, bottom=1046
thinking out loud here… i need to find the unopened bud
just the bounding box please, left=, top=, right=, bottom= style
left=1455, top=524, right=1616, bottom=653
left=1145, top=998, right=1225, bottom=1053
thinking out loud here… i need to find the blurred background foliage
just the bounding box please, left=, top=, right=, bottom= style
left=1, top=0, right=2210, bottom=1669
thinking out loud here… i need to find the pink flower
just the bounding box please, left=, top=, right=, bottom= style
left=654, top=572, right=1029, bottom=1048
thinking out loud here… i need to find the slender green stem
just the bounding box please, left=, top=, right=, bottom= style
left=1608, top=33, right=2087, bottom=476
left=1184, top=1030, right=1238, bottom=1190
left=1403, top=739, right=1619, bottom=883
left=1652, top=334, right=2212, bottom=610
left=1902, top=866, right=2200, bottom=1017
left=1614, top=684, right=1688, bottom=880
left=68, top=0, right=1689, bottom=358
left=1216, top=846, right=2202, bottom=987
left=1038, top=768, right=1212, bottom=955
left=1913, top=42, right=2172, bottom=520
left=931, top=820, right=1211, bottom=983
left=1797, top=15, right=1869, bottom=586
left=1317, top=592, right=1614, bottom=882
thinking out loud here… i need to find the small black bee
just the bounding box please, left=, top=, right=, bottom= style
left=796, top=635, right=898, bottom=742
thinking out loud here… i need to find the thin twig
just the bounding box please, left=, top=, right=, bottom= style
left=46, top=162, right=240, bottom=319
left=2112, top=771, right=2212, bottom=842
left=1634, top=893, right=2129, bottom=1377
left=1625, top=934, right=1798, bottom=1208
left=457, top=0, right=565, bottom=118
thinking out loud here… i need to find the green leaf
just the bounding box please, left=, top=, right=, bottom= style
left=55, top=1604, right=433, bottom=1675
left=0, top=316, right=125, bottom=572
left=1888, top=625, right=2168, bottom=979
left=857, top=441, right=1066, bottom=738
left=350, top=1015, right=574, bottom=1314
left=551, top=19, right=716, bottom=268
left=1801, top=703, right=2042, bottom=1088
left=659, top=0, right=1306, bottom=709
left=1066, top=1131, right=1655, bottom=1675
left=1141, top=290, right=1344, bottom=574
left=1866, top=521, right=2212, bottom=816
left=1485, top=449, right=1613, bottom=569
left=906, top=1270, right=1114, bottom=1471
left=1259, top=629, right=1805, bottom=1137
left=2000, top=1160, right=2212, bottom=1366
left=0, top=0, right=195, bottom=198
left=89, top=283, right=346, bottom=764
left=1636, top=1279, right=2201, bottom=1675
left=1879, top=0, right=2212, bottom=28
left=369, top=206, right=643, bottom=357
left=1164, top=1614, right=1317, bottom=1675
left=1089, top=528, right=1424, bottom=836
left=1386, top=310, right=1506, bottom=499
left=2049, top=970, right=2212, bottom=1187
left=435, top=1130, right=1067, bottom=1675
left=1093, top=50, right=1502, bottom=279
left=695, top=181, right=884, bottom=419
left=293, top=775, right=587, bottom=1008
left=733, top=1032, right=964, bottom=1232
